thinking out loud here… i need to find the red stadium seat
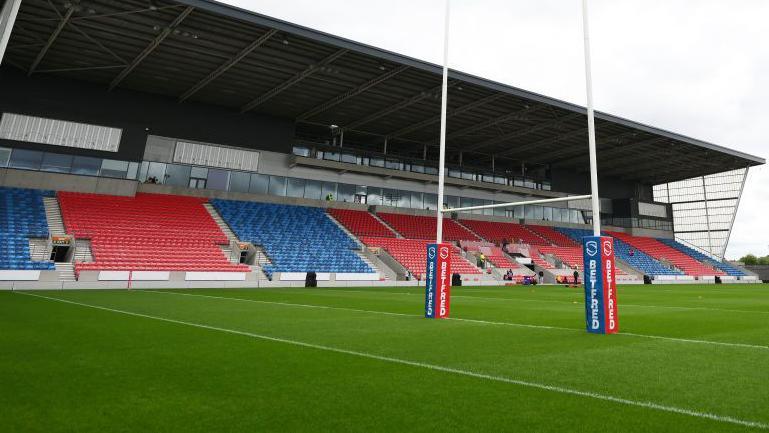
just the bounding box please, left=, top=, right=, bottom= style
left=328, top=208, right=396, bottom=238
left=58, top=192, right=249, bottom=275
left=377, top=213, right=479, bottom=241
left=360, top=237, right=480, bottom=278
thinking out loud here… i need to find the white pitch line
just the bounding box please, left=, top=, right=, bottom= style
left=16, top=291, right=769, bottom=431
left=140, top=290, right=769, bottom=351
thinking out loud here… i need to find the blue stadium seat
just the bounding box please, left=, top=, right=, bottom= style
left=0, top=187, right=55, bottom=271
left=656, top=238, right=745, bottom=276
left=210, top=200, right=374, bottom=278
left=555, top=227, right=682, bottom=276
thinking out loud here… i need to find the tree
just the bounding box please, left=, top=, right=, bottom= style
left=739, top=254, right=769, bottom=265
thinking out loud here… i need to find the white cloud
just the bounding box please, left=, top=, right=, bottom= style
left=222, top=0, right=768, bottom=258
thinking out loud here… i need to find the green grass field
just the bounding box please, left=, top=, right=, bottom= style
left=1, top=284, right=768, bottom=432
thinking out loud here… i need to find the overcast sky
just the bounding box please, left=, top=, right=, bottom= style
left=222, top=0, right=768, bottom=259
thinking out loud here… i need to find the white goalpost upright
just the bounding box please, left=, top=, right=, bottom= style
left=435, top=0, right=451, bottom=244
left=581, top=0, right=602, bottom=236
left=433, top=0, right=600, bottom=226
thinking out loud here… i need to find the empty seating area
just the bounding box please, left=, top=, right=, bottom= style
left=557, top=227, right=682, bottom=276
left=657, top=238, right=745, bottom=276
left=477, top=246, right=526, bottom=273
left=378, top=213, right=479, bottom=241
left=361, top=237, right=480, bottom=278
left=59, top=192, right=248, bottom=274
left=609, top=231, right=723, bottom=277
left=460, top=219, right=548, bottom=245
left=538, top=246, right=583, bottom=269
left=526, top=225, right=578, bottom=247
left=328, top=208, right=396, bottom=238
left=211, top=200, right=373, bottom=277
left=0, top=187, right=55, bottom=270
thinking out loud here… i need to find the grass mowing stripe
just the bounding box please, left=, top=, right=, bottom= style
left=16, top=291, right=769, bottom=432
left=142, top=290, right=769, bottom=351
left=317, top=289, right=769, bottom=315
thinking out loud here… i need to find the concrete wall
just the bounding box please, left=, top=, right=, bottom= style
left=0, top=167, right=137, bottom=195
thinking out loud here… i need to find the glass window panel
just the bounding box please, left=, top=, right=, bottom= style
left=71, top=156, right=102, bottom=176
left=445, top=195, right=459, bottom=210
left=9, top=149, right=43, bottom=170
left=249, top=173, right=269, bottom=195
left=410, top=191, right=423, bottom=209
left=513, top=205, right=524, bottom=219
left=367, top=187, right=382, bottom=206
left=544, top=207, right=553, bottom=221
left=0, top=147, right=10, bottom=167
left=322, top=182, right=337, bottom=200
left=304, top=180, right=322, bottom=200
left=230, top=171, right=250, bottom=193
left=369, top=157, right=384, bottom=168
left=138, top=162, right=149, bottom=182
left=268, top=175, right=286, bottom=196
left=424, top=166, right=438, bottom=175
left=100, top=159, right=129, bottom=179
left=164, top=164, right=191, bottom=187
left=534, top=205, right=544, bottom=220
left=126, top=162, right=139, bottom=180
left=286, top=177, right=305, bottom=198
left=41, top=153, right=73, bottom=173
left=337, top=183, right=356, bottom=203
left=448, top=169, right=461, bottom=178
left=397, top=191, right=411, bottom=208
left=385, top=159, right=402, bottom=170
left=424, top=193, right=437, bottom=210
left=207, top=169, right=229, bottom=191
left=493, top=203, right=506, bottom=216
left=292, top=146, right=310, bottom=157
left=341, top=153, right=357, bottom=164
left=411, top=164, right=425, bottom=174
left=190, top=166, right=208, bottom=179
left=323, top=151, right=340, bottom=162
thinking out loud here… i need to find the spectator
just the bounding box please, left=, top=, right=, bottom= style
left=479, top=253, right=486, bottom=269
left=325, top=193, right=334, bottom=202
left=405, top=270, right=412, bottom=281
left=538, top=270, right=544, bottom=284
left=573, top=269, right=579, bottom=285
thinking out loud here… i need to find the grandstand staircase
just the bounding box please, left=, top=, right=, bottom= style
left=74, top=239, right=93, bottom=262
left=42, top=196, right=66, bottom=236
left=55, top=262, right=76, bottom=282
left=28, top=238, right=50, bottom=261
left=454, top=219, right=486, bottom=242
left=204, top=203, right=268, bottom=279
left=325, top=213, right=393, bottom=280
left=370, top=212, right=403, bottom=238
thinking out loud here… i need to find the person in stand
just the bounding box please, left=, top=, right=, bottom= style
left=538, top=270, right=544, bottom=285
left=405, top=270, right=412, bottom=281
left=573, top=268, right=580, bottom=285
left=479, top=253, right=486, bottom=269
left=325, top=192, right=334, bottom=202
left=629, top=248, right=635, bottom=257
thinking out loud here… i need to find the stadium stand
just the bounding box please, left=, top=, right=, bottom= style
left=556, top=227, right=682, bottom=276
left=538, top=246, right=583, bottom=269
left=211, top=200, right=373, bottom=278
left=0, top=187, right=56, bottom=271
left=361, top=237, right=480, bottom=278
left=58, top=192, right=249, bottom=275
left=328, top=208, right=397, bottom=238
left=460, top=219, right=548, bottom=245
left=378, top=213, right=479, bottom=241
left=526, top=225, right=579, bottom=247
left=656, top=238, right=745, bottom=276
left=608, top=231, right=723, bottom=276
left=477, top=245, right=527, bottom=272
